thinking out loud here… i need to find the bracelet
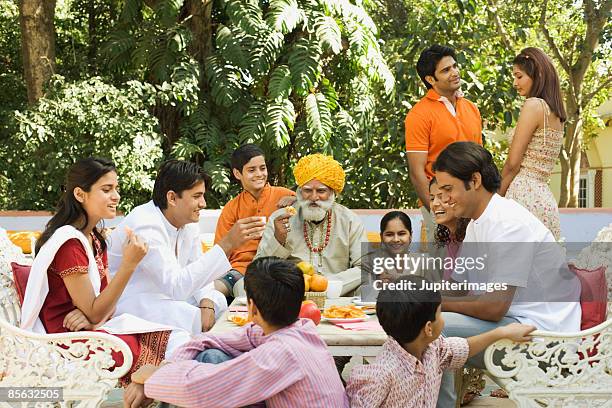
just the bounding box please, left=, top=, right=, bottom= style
left=198, top=306, right=215, bottom=311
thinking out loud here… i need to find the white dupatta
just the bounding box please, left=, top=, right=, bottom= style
left=20, top=225, right=173, bottom=335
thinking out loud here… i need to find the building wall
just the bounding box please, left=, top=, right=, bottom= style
left=592, top=125, right=612, bottom=207
left=548, top=119, right=611, bottom=207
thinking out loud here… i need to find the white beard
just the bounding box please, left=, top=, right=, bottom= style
left=296, top=189, right=335, bottom=221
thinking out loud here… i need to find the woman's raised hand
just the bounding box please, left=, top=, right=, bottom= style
left=122, top=226, right=148, bottom=269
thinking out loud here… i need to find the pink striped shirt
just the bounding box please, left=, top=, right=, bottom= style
left=346, top=336, right=469, bottom=408
left=144, top=318, right=348, bottom=408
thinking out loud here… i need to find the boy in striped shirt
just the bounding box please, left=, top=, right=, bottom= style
left=346, top=276, right=535, bottom=408
left=124, top=257, right=348, bottom=408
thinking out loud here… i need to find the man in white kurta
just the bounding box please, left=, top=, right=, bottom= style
left=432, top=142, right=581, bottom=407
left=254, top=154, right=366, bottom=296
left=109, top=160, right=264, bottom=334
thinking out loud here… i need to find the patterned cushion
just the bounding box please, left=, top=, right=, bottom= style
left=10, top=263, right=30, bottom=305
left=569, top=264, right=608, bottom=330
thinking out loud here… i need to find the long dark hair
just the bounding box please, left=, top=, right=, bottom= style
left=513, top=47, right=566, bottom=122
left=36, top=157, right=117, bottom=254
left=434, top=218, right=470, bottom=247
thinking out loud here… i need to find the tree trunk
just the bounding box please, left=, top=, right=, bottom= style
left=559, top=98, right=583, bottom=207
left=184, top=0, right=214, bottom=66
left=157, top=0, right=215, bottom=150
left=19, top=0, right=56, bottom=104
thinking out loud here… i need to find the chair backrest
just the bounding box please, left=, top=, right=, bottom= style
left=0, top=228, right=30, bottom=326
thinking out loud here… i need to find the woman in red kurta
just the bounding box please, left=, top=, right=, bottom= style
left=41, top=233, right=169, bottom=387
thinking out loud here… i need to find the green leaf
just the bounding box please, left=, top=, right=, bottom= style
left=265, top=98, right=295, bottom=147
left=320, top=78, right=338, bottom=111
left=250, top=30, right=285, bottom=78
left=216, top=25, right=249, bottom=69
left=172, top=137, right=203, bottom=160
left=288, top=38, right=322, bottom=95
left=203, top=160, right=231, bottom=194
left=315, top=15, right=342, bottom=54
left=266, top=0, right=305, bottom=34
left=204, top=55, right=244, bottom=107
left=225, top=0, right=267, bottom=34
left=305, top=93, right=333, bottom=144
left=156, top=0, right=184, bottom=25
left=335, top=109, right=357, bottom=139
left=268, top=65, right=292, bottom=100
left=238, top=100, right=267, bottom=142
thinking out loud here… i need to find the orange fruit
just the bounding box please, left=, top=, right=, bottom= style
left=309, top=274, right=328, bottom=292
left=297, top=261, right=315, bottom=276
left=303, top=274, right=312, bottom=291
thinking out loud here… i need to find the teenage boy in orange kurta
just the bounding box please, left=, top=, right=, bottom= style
left=214, top=144, right=295, bottom=297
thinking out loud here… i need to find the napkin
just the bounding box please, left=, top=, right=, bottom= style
left=334, top=320, right=384, bottom=331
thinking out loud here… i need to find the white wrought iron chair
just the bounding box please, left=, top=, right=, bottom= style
left=481, top=225, right=612, bottom=407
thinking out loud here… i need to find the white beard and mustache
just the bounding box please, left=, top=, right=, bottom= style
left=296, top=189, right=335, bottom=221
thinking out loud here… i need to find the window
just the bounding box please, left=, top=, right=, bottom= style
left=578, top=176, right=587, bottom=208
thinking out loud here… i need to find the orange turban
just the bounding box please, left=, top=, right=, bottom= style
left=293, top=154, right=345, bottom=193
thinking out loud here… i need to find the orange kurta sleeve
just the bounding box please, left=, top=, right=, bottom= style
left=214, top=199, right=238, bottom=245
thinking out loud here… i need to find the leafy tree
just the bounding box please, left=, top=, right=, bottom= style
left=1, top=77, right=166, bottom=211
left=538, top=0, right=611, bottom=207
left=105, top=0, right=394, bottom=207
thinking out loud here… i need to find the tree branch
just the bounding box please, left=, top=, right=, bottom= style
left=582, top=76, right=612, bottom=109
left=574, top=0, right=612, bottom=84
left=539, top=0, right=572, bottom=76
left=487, top=0, right=513, bottom=49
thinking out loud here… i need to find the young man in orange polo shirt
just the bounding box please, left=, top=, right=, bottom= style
left=213, top=144, right=295, bottom=298
left=405, top=44, right=483, bottom=244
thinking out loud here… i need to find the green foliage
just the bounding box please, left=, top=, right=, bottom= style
left=1, top=77, right=164, bottom=211
left=0, top=1, right=26, bottom=137
left=2, top=0, right=609, bottom=211
left=104, top=0, right=395, bottom=207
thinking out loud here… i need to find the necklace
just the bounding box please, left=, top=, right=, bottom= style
left=303, top=210, right=332, bottom=268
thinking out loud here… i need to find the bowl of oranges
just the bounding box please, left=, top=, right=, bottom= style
left=297, top=261, right=328, bottom=308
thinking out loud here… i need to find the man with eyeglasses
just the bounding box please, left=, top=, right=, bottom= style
left=253, top=154, right=366, bottom=297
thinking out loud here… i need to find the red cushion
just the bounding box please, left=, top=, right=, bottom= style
left=10, top=263, right=31, bottom=306
left=569, top=264, right=608, bottom=330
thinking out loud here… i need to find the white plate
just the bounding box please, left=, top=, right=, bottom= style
left=322, top=315, right=369, bottom=324
left=351, top=296, right=376, bottom=307
left=234, top=297, right=247, bottom=305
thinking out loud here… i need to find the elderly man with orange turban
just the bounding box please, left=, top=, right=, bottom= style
left=254, top=154, right=366, bottom=296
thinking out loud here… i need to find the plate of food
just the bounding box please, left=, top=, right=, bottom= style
left=227, top=313, right=250, bottom=326
left=322, top=305, right=368, bottom=323
left=351, top=296, right=376, bottom=307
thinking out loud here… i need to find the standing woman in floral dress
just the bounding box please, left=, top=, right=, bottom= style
left=500, top=47, right=566, bottom=241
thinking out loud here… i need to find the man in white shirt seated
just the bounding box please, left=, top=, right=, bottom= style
left=431, top=142, right=581, bottom=407
left=108, top=160, right=265, bottom=333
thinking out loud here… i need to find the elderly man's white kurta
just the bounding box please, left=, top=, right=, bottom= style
left=108, top=201, right=231, bottom=333
left=255, top=203, right=366, bottom=295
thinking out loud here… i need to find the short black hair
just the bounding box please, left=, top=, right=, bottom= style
left=380, top=211, right=412, bottom=235
left=433, top=142, right=501, bottom=193
left=152, top=160, right=208, bottom=209
left=231, top=144, right=265, bottom=173
left=376, top=275, right=441, bottom=344
left=244, top=257, right=305, bottom=327
left=416, top=45, right=457, bottom=89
